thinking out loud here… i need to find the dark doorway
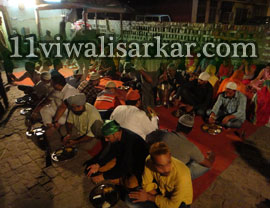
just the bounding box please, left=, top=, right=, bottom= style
left=234, top=8, right=248, bottom=25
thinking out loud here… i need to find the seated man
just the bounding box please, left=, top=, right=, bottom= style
left=50, top=59, right=64, bottom=78
left=10, top=62, right=41, bottom=95
left=33, top=71, right=53, bottom=99
left=39, top=59, right=52, bottom=72
left=146, top=114, right=215, bottom=180
left=65, top=69, right=83, bottom=88
left=177, top=72, right=213, bottom=117
left=86, top=120, right=148, bottom=188
left=46, top=93, right=103, bottom=152
left=157, top=63, right=185, bottom=106
left=94, top=81, right=121, bottom=119
left=40, top=75, right=79, bottom=128
left=128, top=142, right=193, bottom=208
left=77, top=72, right=102, bottom=105
left=30, top=72, right=54, bottom=120
left=110, top=89, right=158, bottom=140
left=209, top=82, right=247, bottom=129
left=0, top=72, right=8, bottom=110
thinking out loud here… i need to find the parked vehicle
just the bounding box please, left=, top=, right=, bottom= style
left=135, top=15, right=171, bottom=22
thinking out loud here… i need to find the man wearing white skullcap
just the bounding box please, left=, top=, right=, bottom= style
left=41, top=71, right=51, bottom=81
left=177, top=71, right=213, bottom=117
left=33, top=71, right=53, bottom=99
left=65, top=69, right=83, bottom=88
left=198, top=71, right=211, bottom=81
left=209, top=81, right=247, bottom=128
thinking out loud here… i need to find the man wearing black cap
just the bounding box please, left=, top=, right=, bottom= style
left=86, top=120, right=148, bottom=188
left=146, top=114, right=215, bottom=180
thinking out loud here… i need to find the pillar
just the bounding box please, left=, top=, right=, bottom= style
left=191, top=0, right=199, bottom=23
left=205, top=0, right=211, bottom=23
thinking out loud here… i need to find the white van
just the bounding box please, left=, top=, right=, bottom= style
left=135, top=15, right=171, bottom=22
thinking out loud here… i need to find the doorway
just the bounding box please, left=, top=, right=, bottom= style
left=234, top=8, right=248, bottom=25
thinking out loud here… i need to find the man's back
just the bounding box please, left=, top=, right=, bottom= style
left=161, top=131, right=204, bottom=164
left=110, top=105, right=158, bottom=140
left=102, top=128, right=148, bottom=184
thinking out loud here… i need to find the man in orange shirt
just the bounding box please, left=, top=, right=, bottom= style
left=94, top=81, right=121, bottom=119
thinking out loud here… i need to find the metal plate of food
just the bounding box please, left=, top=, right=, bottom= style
left=26, top=126, right=45, bottom=137
left=20, top=108, right=32, bottom=115
left=89, top=183, right=119, bottom=208
left=15, top=95, right=33, bottom=105
left=201, top=123, right=223, bottom=135
left=51, top=147, right=77, bottom=162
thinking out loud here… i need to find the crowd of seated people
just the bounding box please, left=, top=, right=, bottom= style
left=9, top=48, right=270, bottom=208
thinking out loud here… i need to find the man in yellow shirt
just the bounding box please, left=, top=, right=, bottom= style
left=128, top=142, right=193, bottom=208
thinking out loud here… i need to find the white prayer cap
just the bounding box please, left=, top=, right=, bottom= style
left=178, top=114, right=194, bottom=128
left=198, top=72, right=210, bottom=81
left=73, top=69, right=83, bottom=76
left=41, top=71, right=51, bottom=81
left=67, top=93, right=86, bottom=106
left=226, top=82, right=237, bottom=90
left=89, top=72, right=100, bottom=81
left=105, top=81, right=116, bottom=89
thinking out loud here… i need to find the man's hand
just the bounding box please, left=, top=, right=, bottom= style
left=147, top=106, right=158, bottom=117
left=206, top=151, right=215, bottom=164
left=63, top=134, right=71, bottom=144
left=91, top=174, right=104, bottom=184
left=222, top=115, right=235, bottom=125
left=9, top=73, right=16, bottom=80
left=54, top=121, right=61, bottom=129
left=87, top=164, right=100, bottom=177
left=129, top=189, right=150, bottom=203
left=31, top=112, right=39, bottom=121
left=65, top=139, right=77, bottom=147
left=173, top=98, right=180, bottom=107
left=209, top=113, right=216, bottom=124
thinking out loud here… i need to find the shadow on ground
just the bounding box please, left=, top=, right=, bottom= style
left=256, top=199, right=270, bottom=208
left=233, top=141, right=270, bottom=180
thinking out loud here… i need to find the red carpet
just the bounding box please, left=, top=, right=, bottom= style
left=156, top=106, right=259, bottom=199
left=13, top=69, right=260, bottom=200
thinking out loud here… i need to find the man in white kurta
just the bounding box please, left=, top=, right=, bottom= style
left=110, top=89, right=158, bottom=140
left=40, top=75, right=79, bottom=126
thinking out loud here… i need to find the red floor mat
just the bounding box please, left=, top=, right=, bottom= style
left=156, top=106, right=259, bottom=200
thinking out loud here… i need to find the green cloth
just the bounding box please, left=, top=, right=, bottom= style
left=102, top=120, right=120, bottom=136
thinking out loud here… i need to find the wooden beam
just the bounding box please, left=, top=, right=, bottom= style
left=120, top=13, right=123, bottom=38
left=267, top=0, right=270, bottom=16
left=191, top=0, right=198, bottom=23
left=0, top=6, right=12, bottom=37
left=215, top=0, right=222, bottom=23
left=95, top=12, right=98, bottom=32
left=34, top=9, right=42, bottom=39
left=205, top=0, right=211, bottom=23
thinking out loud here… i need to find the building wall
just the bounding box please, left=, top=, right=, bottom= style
left=6, top=6, right=68, bottom=38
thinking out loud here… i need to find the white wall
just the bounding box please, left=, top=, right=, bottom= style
left=6, top=6, right=68, bottom=37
